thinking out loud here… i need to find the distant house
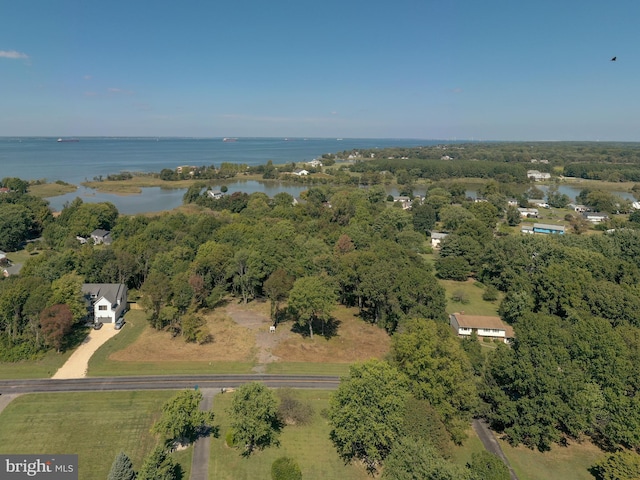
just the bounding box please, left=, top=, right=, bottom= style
left=393, top=196, right=412, bottom=210
left=528, top=199, right=549, bottom=208
left=307, top=159, right=323, bottom=168
left=207, top=190, right=224, bottom=199
left=568, top=204, right=589, bottom=213
left=583, top=212, right=609, bottom=224
left=518, top=207, right=539, bottom=218
left=507, top=198, right=519, bottom=207
left=449, top=313, right=514, bottom=343
left=292, top=169, right=309, bottom=176
left=82, top=283, right=127, bottom=324
left=176, top=165, right=198, bottom=175
left=430, top=232, right=448, bottom=249
left=532, top=223, right=565, bottom=235
left=91, top=229, right=112, bottom=245
left=527, top=170, right=551, bottom=181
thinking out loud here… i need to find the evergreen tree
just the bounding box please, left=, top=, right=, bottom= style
left=107, top=451, right=136, bottom=480
left=137, top=445, right=178, bottom=480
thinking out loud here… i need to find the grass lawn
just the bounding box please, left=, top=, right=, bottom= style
left=0, top=348, right=73, bottom=379
left=28, top=181, right=77, bottom=197
left=209, top=390, right=370, bottom=480
left=450, top=428, right=487, bottom=466
left=0, top=391, right=192, bottom=480
left=499, top=439, right=606, bottom=480
left=439, top=279, right=502, bottom=316
left=88, top=309, right=255, bottom=376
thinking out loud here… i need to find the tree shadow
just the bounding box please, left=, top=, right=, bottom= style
left=62, top=324, right=91, bottom=352
left=290, top=317, right=341, bottom=340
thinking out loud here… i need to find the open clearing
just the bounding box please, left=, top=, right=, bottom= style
left=0, top=391, right=191, bottom=480
left=89, top=302, right=390, bottom=376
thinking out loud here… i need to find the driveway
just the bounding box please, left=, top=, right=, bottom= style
left=473, top=419, right=519, bottom=480
left=52, top=325, right=121, bottom=379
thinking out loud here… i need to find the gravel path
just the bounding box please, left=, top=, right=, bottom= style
left=52, top=326, right=121, bottom=379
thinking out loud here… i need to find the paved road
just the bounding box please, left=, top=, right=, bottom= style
left=190, top=388, right=218, bottom=480
left=0, top=374, right=340, bottom=395
left=472, top=419, right=519, bottom=480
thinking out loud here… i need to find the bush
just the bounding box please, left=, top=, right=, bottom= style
left=482, top=286, right=499, bottom=302
left=451, top=290, right=470, bottom=304
left=225, top=429, right=235, bottom=447
left=271, top=457, right=302, bottom=480
left=277, top=389, right=314, bottom=426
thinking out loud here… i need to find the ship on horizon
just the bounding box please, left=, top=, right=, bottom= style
left=222, top=137, right=238, bottom=142
left=57, top=138, right=79, bottom=143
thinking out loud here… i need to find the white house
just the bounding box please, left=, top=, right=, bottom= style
left=307, top=159, right=323, bottom=168
left=583, top=212, right=609, bottom=224
left=82, top=283, right=128, bottom=324
left=518, top=207, right=539, bottom=218
left=91, top=229, right=112, bottom=245
left=292, top=169, right=309, bottom=176
left=527, top=170, right=551, bottom=181
left=430, top=232, right=448, bottom=249
left=207, top=190, right=224, bottom=199
left=449, top=313, right=514, bottom=343
left=528, top=199, right=549, bottom=208
left=393, top=196, right=412, bottom=210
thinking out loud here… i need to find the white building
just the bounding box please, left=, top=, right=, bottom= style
left=449, top=313, right=514, bottom=343
left=527, top=170, right=551, bottom=181
left=82, top=283, right=128, bottom=324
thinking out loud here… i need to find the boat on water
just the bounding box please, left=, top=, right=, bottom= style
left=57, top=138, right=79, bottom=143
left=222, top=137, right=238, bottom=142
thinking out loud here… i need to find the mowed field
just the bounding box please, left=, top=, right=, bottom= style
left=88, top=302, right=391, bottom=377
left=0, top=391, right=191, bottom=480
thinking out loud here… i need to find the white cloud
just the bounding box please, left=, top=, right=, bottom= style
left=0, top=50, right=29, bottom=59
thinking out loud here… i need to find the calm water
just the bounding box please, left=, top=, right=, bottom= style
left=0, top=137, right=434, bottom=213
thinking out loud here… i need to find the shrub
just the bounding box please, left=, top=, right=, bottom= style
left=277, top=389, right=314, bottom=426
left=271, top=457, right=302, bottom=480
left=482, top=286, right=499, bottom=302
left=225, top=430, right=235, bottom=447
left=451, top=290, right=470, bottom=304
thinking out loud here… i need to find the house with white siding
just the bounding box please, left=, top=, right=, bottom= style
left=82, top=283, right=127, bottom=324
left=449, top=313, right=514, bottom=343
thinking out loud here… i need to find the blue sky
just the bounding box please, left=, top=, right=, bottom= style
left=1, top=0, right=639, bottom=140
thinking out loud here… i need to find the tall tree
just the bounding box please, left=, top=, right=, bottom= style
left=137, top=446, right=178, bottom=480
left=328, top=360, right=409, bottom=473
left=263, top=268, right=294, bottom=322
left=287, top=276, right=336, bottom=338
left=229, top=382, right=281, bottom=455
left=151, top=390, right=215, bottom=444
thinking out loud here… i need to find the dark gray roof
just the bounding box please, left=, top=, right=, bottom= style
left=82, top=283, right=126, bottom=304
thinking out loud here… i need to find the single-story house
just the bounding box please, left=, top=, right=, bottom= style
left=527, top=170, right=551, bottom=181
left=521, top=225, right=534, bottom=234
left=91, top=229, right=112, bottom=245
left=507, top=198, right=519, bottom=207
left=518, top=207, right=539, bottom=218
left=430, top=232, right=448, bottom=249
left=393, top=196, right=412, bottom=210
left=82, top=283, right=127, bottom=324
left=307, top=159, right=323, bottom=168
left=583, top=212, right=609, bottom=224
left=528, top=199, right=550, bottom=208
left=532, top=223, right=565, bottom=235
left=207, top=190, right=224, bottom=199
left=292, top=169, right=309, bottom=176
left=568, top=204, right=589, bottom=213
left=449, top=313, right=514, bottom=343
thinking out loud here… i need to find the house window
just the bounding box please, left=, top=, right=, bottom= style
left=98, top=305, right=107, bottom=311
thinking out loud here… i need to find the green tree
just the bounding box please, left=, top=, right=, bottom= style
left=107, top=451, right=136, bottom=480
left=263, top=269, right=294, bottom=322
left=402, top=397, right=453, bottom=458
left=137, top=445, right=179, bottom=480
left=0, top=203, right=32, bottom=251
left=50, top=273, right=86, bottom=322
left=593, top=450, right=640, bottom=480
left=151, top=389, right=215, bottom=444
left=506, top=205, right=521, bottom=226
left=467, top=451, right=510, bottom=480
left=287, top=276, right=337, bottom=338
left=328, top=360, right=409, bottom=473
left=391, top=319, right=478, bottom=444
left=411, top=202, right=437, bottom=234
left=271, top=457, right=302, bottom=480
left=381, top=437, right=471, bottom=480
left=229, top=382, right=281, bottom=455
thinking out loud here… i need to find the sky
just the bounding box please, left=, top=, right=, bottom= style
left=1, top=0, right=639, bottom=140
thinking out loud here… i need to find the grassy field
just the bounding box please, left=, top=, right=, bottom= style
left=88, top=309, right=256, bottom=376
left=440, top=278, right=502, bottom=316
left=0, top=348, right=73, bottom=379
left=209, top=390, right=370, bottom=480
left=499, top=439, right=606, bottom=480
left=0, top=391, right=191, bottom=480
left=28, top=181, right=77, bottom=197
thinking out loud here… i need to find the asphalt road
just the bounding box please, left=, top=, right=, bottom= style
left=0, top=374, right=341, bottom=395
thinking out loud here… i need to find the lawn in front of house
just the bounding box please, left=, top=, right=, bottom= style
left=440, top=278, right=502, bottom=316
left=209, top=389, right=370, bottom=480
left=0, top=391, right=191, bottom=480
